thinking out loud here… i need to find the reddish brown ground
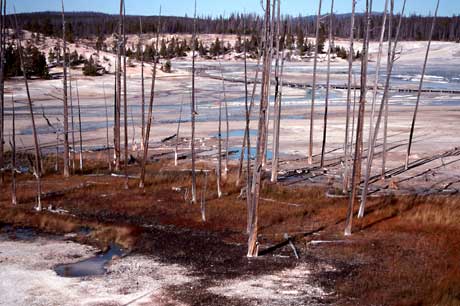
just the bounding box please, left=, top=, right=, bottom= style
left=0, top=155, right=459, bottom=305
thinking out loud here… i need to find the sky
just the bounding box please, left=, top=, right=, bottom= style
left=9, top=0, right=459, bottom=17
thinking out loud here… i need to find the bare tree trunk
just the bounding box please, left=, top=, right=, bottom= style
left=242, top=19, right=253, bottom=234
left=190, top=0, right=197, bottom=204
left=114, top=0, right=123, bottom=171
left=140, top=17, right=145, bottom=151
left=343, top=0, right=356, bottom=192
left=75, top=80, right=83, bottom=171
left=0, top=0, right=4, bottom=185
left=344, top=0, right=372, bottom=236
left=358, top=0, right=406, bottom=218
left=405, top=0, right=439, bottom=169
left=61, top=0, right=70, bottom=178
left=200, top=171, right=208, bottom=222
left=139, top=7, right=161, bottom=189
left=248, top=0, right=271, bottom=257
left=308, top=0, right=322, bottom=165
left=320, top=0, right=334, bottom=168
left=69, top=67, right=76, bottom=173
left=102, top=82, right=112, bottom=171
left=382, top=0, right=394, bottom=178
left=236, top=55, right=261, bottom=187
left=217, top=81, right=223, bottom=198
left=123, top=1, right=129, bottom=188
left=359, top=0, right=390, bottom=218
left=271, top=0, right=283, bottom=183
left=14, top=12, right=42, bottom=210
left=11, top=94, right=17, bottom=205
left=174, top=96, right=184, bottom=166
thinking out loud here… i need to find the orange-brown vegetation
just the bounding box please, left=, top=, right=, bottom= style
left=0, top=154, right=459, bottom=305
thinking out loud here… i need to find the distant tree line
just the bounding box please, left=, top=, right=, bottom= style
left=9, top=11, right=460, bottom=42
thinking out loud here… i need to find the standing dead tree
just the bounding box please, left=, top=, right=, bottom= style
left=102, top=82, right=112, bottom=171
left=247, top=0, right=272, bottom=258
left=0, top=0, right=5, bottom=184
left=243, top=18, right=252, bottom=233
left=405, top=0, right=440, bottom=169
left=190, top=0, right=198, bottom=204
left=123, top=1, right=129, bottom=188
left=320, top=0, right=334, bottom=168
left=61, top=0, right=70, bottom=177
left=11, top=94, right=17, bottom=205
left=271, top=0, right=284, bottom=183
left=75, top=80, right=83, bottom=171
left=114, top=0, right=123, bottom=171
left=139, top=17, right=145, bottom=151
left=139, top=7, right=161, bottom=189
left=359, top=0, right=406, bottom=218
left=344, top=0, right=372, bottom=236
left=14, top=11, right=42, bottom=210
left=69, top=67, right=76, bottom=172
left=308, top=0, right=322, bottom=165
left=343, top=0, right=356, bottom=192
left=382, top=0, right=394, bottom=178
left=359, top=0, right=390, bottom=218
left=236, top=54, right=261, bottom=187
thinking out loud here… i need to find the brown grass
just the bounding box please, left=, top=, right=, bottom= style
left=1, top=154, right=460, bottom=305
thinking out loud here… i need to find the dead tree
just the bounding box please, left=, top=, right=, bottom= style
left=405, top=0, right=440, bottom=169
left=102, top=82, right=112, bottom=171
left=344, top=0, right=372, bottom=236
left=217, top=80, right=223, bottom=197
left=343, top=0, right=356, bottom=192
left=11, top=94, right=17, bottom=205
left=308, top=0, right=322, bottom=165
left=139, top=7, right=161, bottom=189
left=271, top=0, right=283, bottom=183
left=75, top=80, right=83, bottom=171
left=382, top=0, right=394, bottom=178
left=69, top=66, right=76, bottom=172
left=236, top=55, right=261, bottom=187
left=61, top=0, right=70, bottom=177
left=248, top=0, right=272, bottom=258
left=123, top=1, right=129, bottom=188
left=190, top=0, right=197, bottom=204
left=174, top=96, right=184, bottom=166
left=359, top=0, right=406, bottom=218
left=114, top=0, right=123, bottom=171
left=243, top=18, right=252, bottom=233
left=140, top=17, right=145, bottom=150
left=359, top=0, right=390, bottom=218
left=320, top=0, right=334, bottom=168
left=0, top=0, right=5, bottom=185
left=14, top=12, right=42, bottom=210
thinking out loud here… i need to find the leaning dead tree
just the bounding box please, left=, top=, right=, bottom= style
left=190, top=0, right=197, bottom=204
left=248, top=0, right=272, bottom=258
left=359, top=0, right=390, bottom=218
left=14, top=12, right=42, bottom=210
left=61, top=0, right=70, bottom=177
left=308, top=0, right=322, bottom=165
left=139, top=7, right=161, bottom=189
left=343, top=0, right=356, bottom=192
left=174, top=96, right=184, bottom=166
left=344, top=0, right=372, bottom=236
left=405, top=0, right=440, bottom=169
left=320, top=0, right=334, bottom=168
